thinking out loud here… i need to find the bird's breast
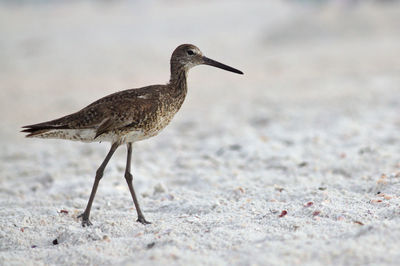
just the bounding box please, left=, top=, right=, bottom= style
left=122, top=101, right=182, bottom=143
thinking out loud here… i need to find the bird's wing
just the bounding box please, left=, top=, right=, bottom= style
left=22, top=86, right=162, bottom=137
left=94, top=117, right=115, bottom=139
left=89, top=97, right=159, bottom=138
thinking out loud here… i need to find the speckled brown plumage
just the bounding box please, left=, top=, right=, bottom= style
left=21, top=44, right=243, bottom=226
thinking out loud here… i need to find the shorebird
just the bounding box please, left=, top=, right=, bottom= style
left=22, top=44, right=243, bottom=226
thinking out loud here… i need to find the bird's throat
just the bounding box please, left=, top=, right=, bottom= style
left=169, top=66, right=188, bottom=98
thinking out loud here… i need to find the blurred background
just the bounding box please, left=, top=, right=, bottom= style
left=0, top=0, right=399, bottom=141
left=1, top=2, right=400, bottom=264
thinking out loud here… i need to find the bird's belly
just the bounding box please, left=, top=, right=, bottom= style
left=122, top=130, right=150, bottom=143
left=122, top=111, right=176, bottom=143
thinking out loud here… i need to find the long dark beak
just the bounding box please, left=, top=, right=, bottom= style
left=202, top=56, right=244, bottom=75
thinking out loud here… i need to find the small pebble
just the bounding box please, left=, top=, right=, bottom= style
left=313, top=211, right=321, bottom=216
left=154, top=183, right=167, bottom=194
left=304, top=202, right=313, bottom=207
left=147, top=242, right=156, bottom=249
left=298, top=162, right=308, bottom=167
left=279, top=210, right=287, bottom=217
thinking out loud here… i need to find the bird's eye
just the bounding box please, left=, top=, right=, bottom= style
left=187, top=50, right=194, bottom=55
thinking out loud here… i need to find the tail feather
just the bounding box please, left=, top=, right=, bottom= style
left=21, top=122, right=69, bottom=137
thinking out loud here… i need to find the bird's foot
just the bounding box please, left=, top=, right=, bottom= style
left=77, top=213, right=93, bottom=227
left=137, top=215, right=151, bottom=225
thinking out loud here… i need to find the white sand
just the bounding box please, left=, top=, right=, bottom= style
left=1, top=1, right=400, bottom=265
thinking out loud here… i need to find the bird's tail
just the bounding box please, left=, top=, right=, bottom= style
left=21, top=122, right=67, bottom=138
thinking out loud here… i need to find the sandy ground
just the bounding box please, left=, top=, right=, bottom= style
left=1, top=1, right=400, bottom=265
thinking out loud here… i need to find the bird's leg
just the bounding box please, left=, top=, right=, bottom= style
left=78, top=142, right=119, bottom=227
left=125, top=143, right=151, bottom=224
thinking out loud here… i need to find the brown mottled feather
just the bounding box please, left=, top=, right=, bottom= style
left=22, top=83, right=185, bottom=142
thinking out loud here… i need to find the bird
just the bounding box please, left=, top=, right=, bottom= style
left=21, top=44, right=244, bottom=226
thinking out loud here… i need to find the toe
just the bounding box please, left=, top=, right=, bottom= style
left=137, top=216, right=151, bottom=225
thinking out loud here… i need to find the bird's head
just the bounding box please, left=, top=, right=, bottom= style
left=170, top=44, right=243, bottom=75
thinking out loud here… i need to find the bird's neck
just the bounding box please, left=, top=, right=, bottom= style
left=168, top=63, right=188, bottom=97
